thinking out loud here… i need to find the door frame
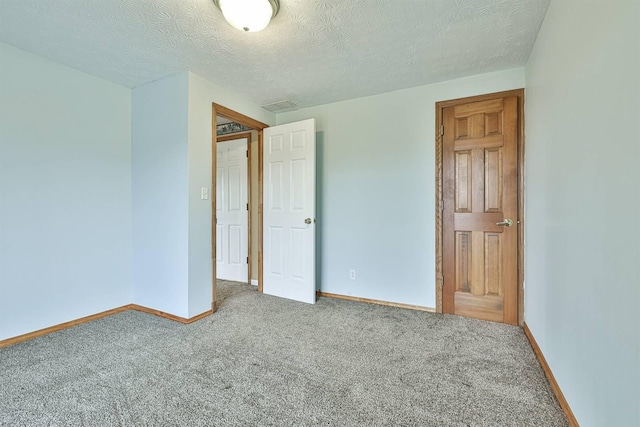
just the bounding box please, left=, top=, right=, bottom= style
left=216, top=132, right=252, bottom=284
left=212, top=104, right=268, bottom=312
left=434, top=89, right=525, bottom=325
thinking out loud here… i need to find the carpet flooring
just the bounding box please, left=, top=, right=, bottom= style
left=1, top=281, right=567, bottom=426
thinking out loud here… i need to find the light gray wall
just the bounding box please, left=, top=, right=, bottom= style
left=0, top=42, right=132, bottom=340
left=132, top=72, right=190, bottom=317
left=524, top=1, right=639, bottom=425
left=276, top=68, right=525, bottom=308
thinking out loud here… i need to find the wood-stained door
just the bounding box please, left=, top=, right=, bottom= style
left=442, top=96, right=518, bottom=324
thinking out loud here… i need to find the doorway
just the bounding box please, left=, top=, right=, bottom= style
left=435, top=89, right=525, bottom=325
left=211, top=104, right=318, bottom=311
left=215, top=133, right=251, bottom=283
left=212, top=104, right=268, bottom=312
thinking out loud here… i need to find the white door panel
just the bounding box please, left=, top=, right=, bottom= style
left=263, top=119, right=316, bottom=304
left=216, top=137, right=248, bottom=282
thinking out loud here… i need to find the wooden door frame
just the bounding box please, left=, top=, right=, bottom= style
left=216, top=132, right=253, bottom=285
left=212, top=104, right=268, bottom=312
left=434, top=89, right=525, bottom=325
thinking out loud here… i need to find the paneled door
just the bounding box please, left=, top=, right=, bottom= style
left=443, top=96, right=518, bottom=324
left=216, top=137, right=248, bottom=282
left=263, top=119, right=316, bottom=304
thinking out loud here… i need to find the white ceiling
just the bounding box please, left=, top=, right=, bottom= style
left=0, top=0, right=550, bottom=110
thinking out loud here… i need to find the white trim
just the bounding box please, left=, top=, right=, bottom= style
left=250, top=279, right=258, bottom=287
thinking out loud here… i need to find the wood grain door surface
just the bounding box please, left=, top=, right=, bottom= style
left=443, top=96, right=518, bottom=324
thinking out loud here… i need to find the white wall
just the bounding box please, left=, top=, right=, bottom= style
left=277, top=69, right=524, bottom=308
left=132, top=73, right=190, bottom=317
left=524, top=1, right=640, bottom=425
left=187, top=71, right=274, bottom=317
left=0, top=42, right=132, bottom=340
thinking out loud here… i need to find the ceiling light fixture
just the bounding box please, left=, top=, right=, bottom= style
left=213, top=0, right=280, bottom=33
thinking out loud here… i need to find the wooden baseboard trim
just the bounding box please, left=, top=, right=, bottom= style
left=317, top=291, right=435, bottom=313
left=523, top=322, right=579, bottom=427
left=0, top=305, right=131, bottom=348
left=129, top=305, right=213, bottom=324
left=0, top=305, right=214, bottom=348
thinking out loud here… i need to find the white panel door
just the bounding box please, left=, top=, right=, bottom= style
left=216, top=137, right=248, bottom=282
left=263, top=118, right=316, bottom=304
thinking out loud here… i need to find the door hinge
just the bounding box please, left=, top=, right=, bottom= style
left=440, top=200, right=444, bottom=211
left=440, top=125, right=444, bottom=136
left=440, top=277, right=445, bottom=287
left=246, top=150, right=249, bottom=158
left=246, top=203, right=249, bottom=211
left=246, top=257, right=249, bottom=264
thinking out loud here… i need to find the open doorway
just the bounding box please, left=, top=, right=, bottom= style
left=211, top=104, right=318, bottom=311
left=215, top=131, right=251, bottom=283
left=211, top=104, right=268, bottom=312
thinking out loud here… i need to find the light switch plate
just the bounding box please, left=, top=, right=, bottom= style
left=201, top=187, right=209, bottom=200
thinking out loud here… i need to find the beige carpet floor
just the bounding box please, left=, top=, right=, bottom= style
left=0, top=281, right=567, bottom=426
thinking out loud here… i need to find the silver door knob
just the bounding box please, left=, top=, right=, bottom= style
left=304, top=218, right=312, bottom=224
left=496, top=219, right=513, bottom=227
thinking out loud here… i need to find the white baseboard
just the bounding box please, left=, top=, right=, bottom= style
left=250, top=279, right=258, bottom=287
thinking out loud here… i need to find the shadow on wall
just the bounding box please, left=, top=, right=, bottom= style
left=316, top=131, right=324, bottom=292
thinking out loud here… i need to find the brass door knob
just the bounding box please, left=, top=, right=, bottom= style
left=496, top=219, right=513, bottom=227
left=304, top=218, right=312, bottom=224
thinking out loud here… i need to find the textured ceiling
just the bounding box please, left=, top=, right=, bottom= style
left=0, top=0, right=550, bottom=109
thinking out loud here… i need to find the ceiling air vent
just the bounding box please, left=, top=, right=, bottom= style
left=261, top=100, right=297, bottom=113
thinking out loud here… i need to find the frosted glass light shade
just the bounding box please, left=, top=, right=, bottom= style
left=215, top=0, right=279, bottom=32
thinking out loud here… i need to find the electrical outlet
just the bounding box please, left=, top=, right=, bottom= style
left=349, top=269, right=356, bottom=280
